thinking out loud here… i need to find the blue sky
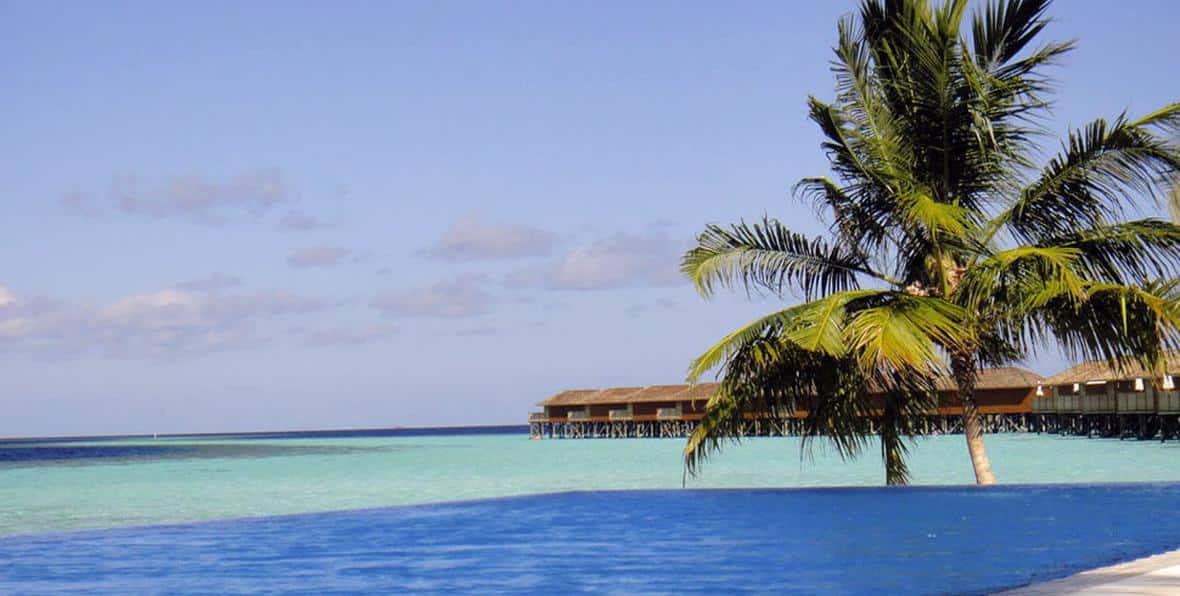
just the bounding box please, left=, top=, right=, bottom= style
left=2, top=1, right=1178, bottom=437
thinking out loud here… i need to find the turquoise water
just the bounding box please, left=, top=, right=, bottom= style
left=4, top=431, right=1180, bottom=537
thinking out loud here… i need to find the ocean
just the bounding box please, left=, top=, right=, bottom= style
left=3, top=427, right=1180, bottom=537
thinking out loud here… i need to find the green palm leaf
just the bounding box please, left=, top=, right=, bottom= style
left=846, top=295, right=968, bottom=373
left=1047, top=219, right=1180, bottom=283
left=1002, top=106, right=1180, bottom=242
left=682, top=218, right=891, bottom=299
left=687, top=289, right=888, bottom=382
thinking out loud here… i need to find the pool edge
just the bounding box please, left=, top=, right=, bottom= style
left=5, top=480, right=1180, bottom=542
left=1002, top=547, right=1180, bottom=594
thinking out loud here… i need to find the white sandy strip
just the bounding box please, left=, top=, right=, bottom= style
left=1004, top=548, right=1180, bottom=595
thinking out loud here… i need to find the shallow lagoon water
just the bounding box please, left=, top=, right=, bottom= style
left=3, top=429, right=1180, bottom=536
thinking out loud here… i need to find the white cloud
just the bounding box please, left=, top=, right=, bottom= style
left=419, top=212, right=553, bottom=261
left=505, top=230, right=684, bottom=291
left=371, top=274, right=492, bottom=318
left=62, top=170, right=286, bottom=225
left=277, top=211, right=331, bottom=232
left=0, top=285, right=16, bottom=308
left=288, top=246, right=351, bottom=268
left=0, top=284, right=329, bottom=359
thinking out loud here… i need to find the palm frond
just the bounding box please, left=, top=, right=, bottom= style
left=685, top=321, right=942, bottom=485
left=896, top=188, right=978, bottom=236
left=682, top=218, right=890, bottom=300
left=1001, top=107, right=1180, bottom=242
left=687, top=289, right=888, bottom=381
left=845, top=294, right=967, bottom=374
left=970, top=0, right=1052, bottom=68
left=684, top=341, right=871, bottom=477
left=1026, top=279, right=1180, bottom=369
left=956, top=245, right=1088, bottom=351
left=685, top=304, right=802, bottom=383
left=877, top=371, right=941, bottom=485
left=1046, top=219, right=1180, bottom=284
left=795, top=176, right=894, bottom=257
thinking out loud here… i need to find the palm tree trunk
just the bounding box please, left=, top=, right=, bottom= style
left=951, top=354, right=996, bottom=485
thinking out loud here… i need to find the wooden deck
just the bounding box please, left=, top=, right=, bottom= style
left=529, top=413, right=1180, bottom=440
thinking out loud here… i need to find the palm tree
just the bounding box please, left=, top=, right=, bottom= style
left=681, top=0, right=1180, bottom=485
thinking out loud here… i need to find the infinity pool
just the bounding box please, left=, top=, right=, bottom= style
left=2, top=484, right=1179, bottom=594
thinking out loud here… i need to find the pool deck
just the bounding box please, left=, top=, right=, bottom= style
left=1007, top=548, right=1180, bottom=594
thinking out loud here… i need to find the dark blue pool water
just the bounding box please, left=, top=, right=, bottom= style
left=2, top=484, right=1178, bottom=594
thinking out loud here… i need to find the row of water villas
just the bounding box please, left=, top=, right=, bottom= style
left=529, top=356, right=1180, bottom=441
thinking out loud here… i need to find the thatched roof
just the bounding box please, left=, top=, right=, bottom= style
left=538, top=384, right=720, bottom=407
left=1044, top=353, right=1180, bottom=385
left=629, top=383, right=721, bottom=403
left=936, top=366, right=1043, bottom=391
left=537, top=367, right=1040, bottom=407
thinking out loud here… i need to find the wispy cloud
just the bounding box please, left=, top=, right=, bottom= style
left=277, top=211, right=331, bottom=232
left=419, top=212, right=554, bottom=261
left=288, top=246, right=352, bottom=269
left=505, top=230, right=684, bottom=291
left=371, top=274, right=492, bottom=318
left=302, top=324, right=399, bottom=347
left=173, top=273, right=243, bottom=292
left=0, top=283, right=330, bottom=359
left=626, top=297, right=678, bottom=317
left=62, top=170, right=287, bottom=225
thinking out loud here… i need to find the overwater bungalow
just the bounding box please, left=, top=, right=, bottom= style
left=1038, top=354, right=1180, bottom=438
left=529, top=367, right=1044, bottom=439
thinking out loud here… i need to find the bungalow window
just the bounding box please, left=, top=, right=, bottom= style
left=1083, top=381, right=1106, bottom=396
left=1115, top=380, right=1142, bottom=393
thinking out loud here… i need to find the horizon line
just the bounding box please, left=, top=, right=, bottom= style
left=0, top=423, right=528, bottom=443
